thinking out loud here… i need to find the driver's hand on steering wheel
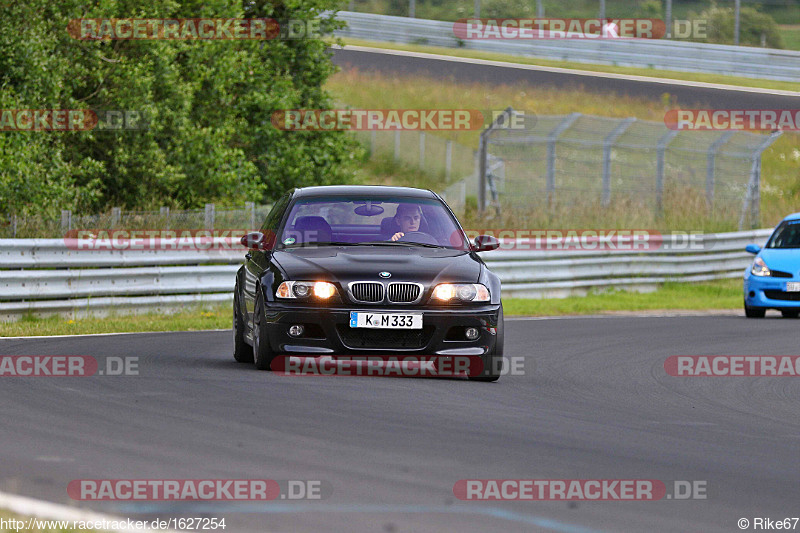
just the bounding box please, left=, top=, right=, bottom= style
left=391, top=232, right=404, bottom=241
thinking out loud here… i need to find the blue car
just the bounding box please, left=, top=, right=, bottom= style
left=744, top=213, right=800, bottom=318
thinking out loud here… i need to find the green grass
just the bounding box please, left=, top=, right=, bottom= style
left=0, top=304, right=230, bottom=337
left=778, top=24, right=800, bottom=51
left=504, top=278, right=741, bottom=316
left=327, top=67, right=800, bottom=231
left=333, top=38, right=800, bottom=93
left=0, top=280, right=743, bottom=337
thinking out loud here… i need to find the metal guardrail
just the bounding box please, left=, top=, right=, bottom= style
left=481, top=229, right=773, bottom=298
left=0, top=229, right=773, bottom=320
left=334, top=12, right=800, bottom=82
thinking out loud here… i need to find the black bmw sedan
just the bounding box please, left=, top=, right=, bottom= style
left=233, top=185, right=504, bottom=381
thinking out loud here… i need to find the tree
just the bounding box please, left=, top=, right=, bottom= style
left=0, top=0, right=360, bottom=219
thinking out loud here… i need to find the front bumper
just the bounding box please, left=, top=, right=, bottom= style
left=260, top=302, right=502, bottom=355
left=744, top=273, right=800, bottom=310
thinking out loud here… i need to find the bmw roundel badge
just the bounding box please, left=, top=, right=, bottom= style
left=379, top=271, right=392, bottom=279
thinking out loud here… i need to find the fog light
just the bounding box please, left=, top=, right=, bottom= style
left=465, top=327, right=479, bottom=340
left=289, top=325, right=304, bottom=337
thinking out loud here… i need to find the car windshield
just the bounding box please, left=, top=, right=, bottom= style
left=278, top=196, right=469, bottom=250
left=766, top=220, right=800, bottom=249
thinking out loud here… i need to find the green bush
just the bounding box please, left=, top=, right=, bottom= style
left=696, top=4, right=784, bottom=48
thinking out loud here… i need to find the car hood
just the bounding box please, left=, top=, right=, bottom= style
left=759, top=248, right=800, bottom=275
left=272, top=246, right=481, bottom=286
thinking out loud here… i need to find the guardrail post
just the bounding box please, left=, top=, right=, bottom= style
left=546, top=113, right=581, bottom=211
left=245, top=201, right=255, bottom=230
left=419, top=132, right=425, bottom=169
left=445, top=140, right=452, bottom=180
left=205, top=203, right=215, bottom=230
left=655, top=130, right=678, bottom=218
left=11, top=214, right=17, bottom=238
left=602, top=118, right=635, bottom=206
left=706, top=131, right=733, bottom=210
left=111, top=207, right=121, bottom=227
left=61, top=210, right=72, bottom=233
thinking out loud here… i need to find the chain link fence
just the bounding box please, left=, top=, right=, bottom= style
left=474, top=111, right=781, bottom=229
left=1, top=203, right=273, bottom=238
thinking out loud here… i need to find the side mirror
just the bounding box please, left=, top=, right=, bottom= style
left=473, top=235, right=500, bottom=252
left=745, top=244, right=761, bottom=254
left=241, top=231, right=266, bottom=250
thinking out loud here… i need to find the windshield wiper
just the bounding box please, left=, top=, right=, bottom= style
left=359, top=240, right=447, bottom=249
left=284, top=241, right=363, bottom=247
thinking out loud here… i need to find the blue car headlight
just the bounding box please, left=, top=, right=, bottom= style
left=750, top=257, right=771, bottom=277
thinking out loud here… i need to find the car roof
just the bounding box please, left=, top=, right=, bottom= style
left=292, top=185, right=437, bottom=199
left=783, top=212, right=800, bottom=222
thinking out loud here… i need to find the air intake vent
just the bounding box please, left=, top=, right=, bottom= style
left=349, top=282, right=384, bottom=303
left=387, top=282, right=422, bottom=303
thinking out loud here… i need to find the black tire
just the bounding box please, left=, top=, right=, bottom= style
left=470, top=305, right=504, bottom=382
left=252, top=290, right=277, bottom=371
left=233, top=289, right=253, bottom=363
left=781, top=310, right=799, bottom=318
left=744, top=300, right=766, bottom=318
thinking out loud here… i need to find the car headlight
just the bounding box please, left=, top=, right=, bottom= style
left=276, top=281, right=337, bottom=300
left=432, top=283, right=490, bottom=302
left=751, top=257, right=771, bottom=277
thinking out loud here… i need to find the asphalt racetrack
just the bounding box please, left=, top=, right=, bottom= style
left=331, top=46, right=800, bottom=109
left=1, top=315, right=799, bottom=532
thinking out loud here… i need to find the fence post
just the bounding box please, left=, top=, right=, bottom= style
left=655, top=130, right=678, bottom=217
left=205, top=203, right=215, bottom=229
left=738, top=131, right=782, bottom=229
left=394, top=131, right=400, bottom=161
left=111, top=207, right=121, bottom=227
left=160, top=206, right=170, bottom=230
left=445, top=140, right=452, bottom=181
left=245, top=201, right=255, bottom=230
left=12, top=214, right=17, bottom=238
left=479, top=108, right=512, bottom=214
left=602, top=117, right=635, bottom=206
left=545, top=113, right=581, bottom=210
left=61, top=210, right=72, bottom=233
left=706, top=131, right=733, bottom=210
left=419, top=132, right=425, bottom=169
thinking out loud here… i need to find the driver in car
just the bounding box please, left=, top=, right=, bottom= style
left=390, top=203, right=422, bottom=241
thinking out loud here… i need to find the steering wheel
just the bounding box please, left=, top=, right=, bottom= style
left=397, top=231, right=439, bottom=245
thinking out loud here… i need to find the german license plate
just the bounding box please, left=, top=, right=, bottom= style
left=350, top=312, right=422, bottom=329
left=787, top=282, right=800, bottom=292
